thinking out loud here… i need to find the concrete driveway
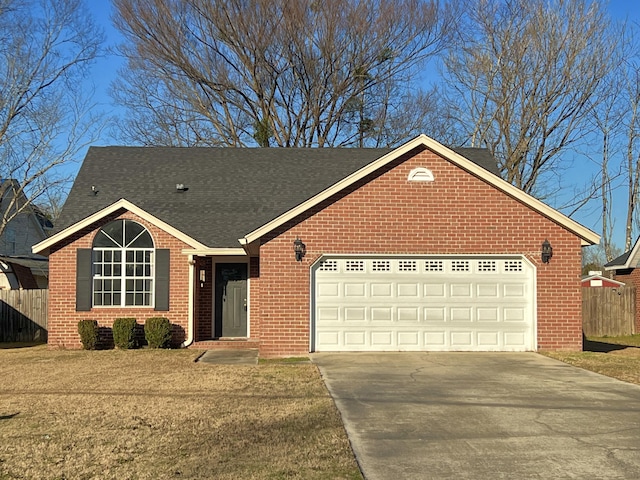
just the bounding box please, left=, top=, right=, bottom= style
left=313, top=352, right=640, bottom=480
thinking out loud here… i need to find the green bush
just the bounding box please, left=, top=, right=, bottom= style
left=113, top=317, right=138, bottom=349
left=77, top=320, right=99, bottom=350
left=144, top=317, right=172, bottom=349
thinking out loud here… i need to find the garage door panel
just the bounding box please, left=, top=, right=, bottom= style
left=344, top=307, right=366, bottom=321
left=424, top=283, right=446, bottom=297
left=451, top=308, right=472, bottom=322
left=371, top=283, right=392, bottom=296
left=371, top=307, right=392, bottom=321
left=477, top=308, right=499, bottom=322
left=477, top=332, right=499, bottom=346
left=371, top=331, right=393, bottom=346
left=314, top=257, right=535, bottom=352
left=345, top=283, right=366, bottom=296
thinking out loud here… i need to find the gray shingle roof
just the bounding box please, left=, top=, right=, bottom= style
left=57, top=146, right=499, bottom=248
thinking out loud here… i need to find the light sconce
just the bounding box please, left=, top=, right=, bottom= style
left=541, top=239, right=553, bottom=264
left=293, top=237, right=306, bottom=262
left=199, top=269, right=206, bottom=287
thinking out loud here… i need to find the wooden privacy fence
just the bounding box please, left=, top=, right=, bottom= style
left=582, top=287, right=635, bottom=337
left=0, top=289, right=48, bottom=342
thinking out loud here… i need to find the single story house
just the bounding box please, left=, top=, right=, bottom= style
left=581, top=271, right=625, bottom=288
left=33, top=135, right=599, bottom=355
left=605, top=238, right=640, bottom=332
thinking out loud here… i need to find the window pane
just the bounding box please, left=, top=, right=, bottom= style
left=105, top=293, right=112, bottom=306
left=94, top=221, right=123, bottom=247
left=95, top=264, right=102, bottom=276
left=93, top=251, right=103, bottom=262
left=93, top=293, right=102, bottom=306
left=104, top=250, right=112, bottom=262
left=135, top=264, right=143, bottom=276
left=114, top=293, right=121, bottom=305
left=126, top=251, right=134, bottom=263
left=114, top=264, right=121, bottom=276
left=135, top=250, right=143, bottom=262
left=130, top=230, right=153, bottom=248
left=114, top=250, right=122, bottom=262
left=135, top=279, right=143, bottom=291
left=124, top=221, right=145, bottom=247
left=144, top=293, right=151, bottom=305
left=126, top=293, right=134, bottom=305
left=135, top=293, right=143, bottom=305
left=104, top=265, right=112, bottom=276
left=126, top=279, right=133, bottom=291
left=144, top=265, right=151, bottom=276
left=126, top=264, right=134, bottom=276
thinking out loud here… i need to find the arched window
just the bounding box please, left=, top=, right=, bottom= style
left=92, top=220, right=155, bottom=307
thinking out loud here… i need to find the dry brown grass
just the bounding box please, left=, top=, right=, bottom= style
left=0, top=346, right=362, bottom=480
left=545, top=334, right=640, bottom=387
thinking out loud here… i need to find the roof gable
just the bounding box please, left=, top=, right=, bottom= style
left=241, top=135, right=599, bottom=246
left=33, top=199, right=208, bottom=255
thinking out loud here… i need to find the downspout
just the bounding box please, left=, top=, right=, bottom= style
left=181, top=253, right=196, bottom=348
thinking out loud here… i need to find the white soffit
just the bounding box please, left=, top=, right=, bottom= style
left=240, top=134, right=600, bottom=247
left=32, top=198, right=208, bottom=255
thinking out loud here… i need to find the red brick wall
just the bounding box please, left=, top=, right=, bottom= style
left=253, top=147, right=584, bottom=357
left=48, top=210, right=192, bottom=348
left=612, top=269, right=640, bottom=332
left=194, top=257, right=212, bottom=341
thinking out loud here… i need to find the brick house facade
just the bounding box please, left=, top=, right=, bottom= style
left=34, top=135, right=599, bottom=356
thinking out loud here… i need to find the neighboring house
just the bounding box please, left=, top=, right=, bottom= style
left=605, top=238, right=640, bottom=331
left=581, top=271, right=625, bottom=288
left=33, top=135, right=599, bottom=355
left=0, top=180, right=51, bottom=289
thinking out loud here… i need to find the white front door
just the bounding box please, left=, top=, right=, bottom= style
left=313, top=256, right=536, bottom=352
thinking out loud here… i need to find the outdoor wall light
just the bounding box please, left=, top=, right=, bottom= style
left=541, top=239, right=553, bottom=264
left=293, top=237, right=306, bottom=262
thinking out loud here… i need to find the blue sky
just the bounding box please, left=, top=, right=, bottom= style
left=83, top=0, right=640, bottom=251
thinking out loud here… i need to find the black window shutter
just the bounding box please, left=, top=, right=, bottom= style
left=155, top=249, right=170, bottom=311
left=76, top=249, right=92, bottom=311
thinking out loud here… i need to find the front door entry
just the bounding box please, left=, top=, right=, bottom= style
left=214, top=263, right=248, bottom=338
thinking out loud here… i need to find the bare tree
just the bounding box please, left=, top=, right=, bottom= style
left=111, top=0, right=458, bottom=147
left=588, top=24, right=640, bottom=257
left=0, top=0, right=103, bottom=238
left=442, top=0, right=618, bottom=200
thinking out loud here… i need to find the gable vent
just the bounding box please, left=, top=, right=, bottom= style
left=408, top=167, right=434, bottom=182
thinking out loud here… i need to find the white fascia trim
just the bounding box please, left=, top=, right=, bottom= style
left=182, top=248, right=247, bottom=256
left=239, top=134, right=600, bottom=247
left=32, top=198, right=208, bottom=254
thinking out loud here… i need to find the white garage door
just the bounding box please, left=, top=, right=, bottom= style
left=312, top=256, right=535, bottom=352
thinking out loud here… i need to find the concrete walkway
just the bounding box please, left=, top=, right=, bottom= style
left=196, top=349, right=259, bottom=365
left=313, top=352, right=640, bottom=480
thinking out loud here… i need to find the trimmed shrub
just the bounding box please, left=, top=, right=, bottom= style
left=113, top=317, right=138, bottom=349
left=77, top=320, right=99, bottom=350
left=144, top=317, right=172, bottom=349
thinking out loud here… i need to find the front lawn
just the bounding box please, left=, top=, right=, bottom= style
left=0, top=346, right=361, bottom=480
left=545, top=334, right=640, bottom=386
